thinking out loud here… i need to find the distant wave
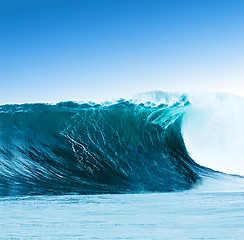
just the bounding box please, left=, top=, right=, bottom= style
left=1, top=91, right=243, bottom=196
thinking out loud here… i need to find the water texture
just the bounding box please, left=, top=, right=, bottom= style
left=1, top=91, right=244, bottom=239
left=0, top=95, right=206, bottom=196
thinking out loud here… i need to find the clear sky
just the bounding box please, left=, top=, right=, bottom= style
left=1, top=0, right=244, bottom=104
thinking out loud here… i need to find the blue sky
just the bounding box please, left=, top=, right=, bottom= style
left=1, top=0, right=244, bottom=104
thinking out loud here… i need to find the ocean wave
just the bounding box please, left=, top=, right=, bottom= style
left=1, top=91, right=243, bottom=196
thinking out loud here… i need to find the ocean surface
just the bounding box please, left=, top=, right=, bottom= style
left=1, top=91, right=244, bottom=239
left=1, top=191, right=244, bottom=239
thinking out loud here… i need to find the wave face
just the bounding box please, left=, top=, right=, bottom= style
left=0, top=95, right=207, bottom=196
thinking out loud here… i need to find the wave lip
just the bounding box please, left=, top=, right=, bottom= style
left=0, top=95, right=204, bottom=196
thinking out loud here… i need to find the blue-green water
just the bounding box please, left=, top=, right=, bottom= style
left=1, top=92, right=244, bottom=239
left=1, top=191, right=244, bottom=239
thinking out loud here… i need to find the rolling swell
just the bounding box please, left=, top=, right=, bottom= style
left=0, top=97, right=203, bottom=196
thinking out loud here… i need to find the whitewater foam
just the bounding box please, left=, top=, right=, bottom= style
left=182, top=92, right=244, bottom=176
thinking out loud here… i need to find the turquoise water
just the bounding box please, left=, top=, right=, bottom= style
left=1, top=93, right=244, bottom=239
left=1, top=191, right=244, bottom=239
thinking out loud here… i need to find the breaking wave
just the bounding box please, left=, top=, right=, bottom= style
left=0, top=91, right=243, bottom=196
